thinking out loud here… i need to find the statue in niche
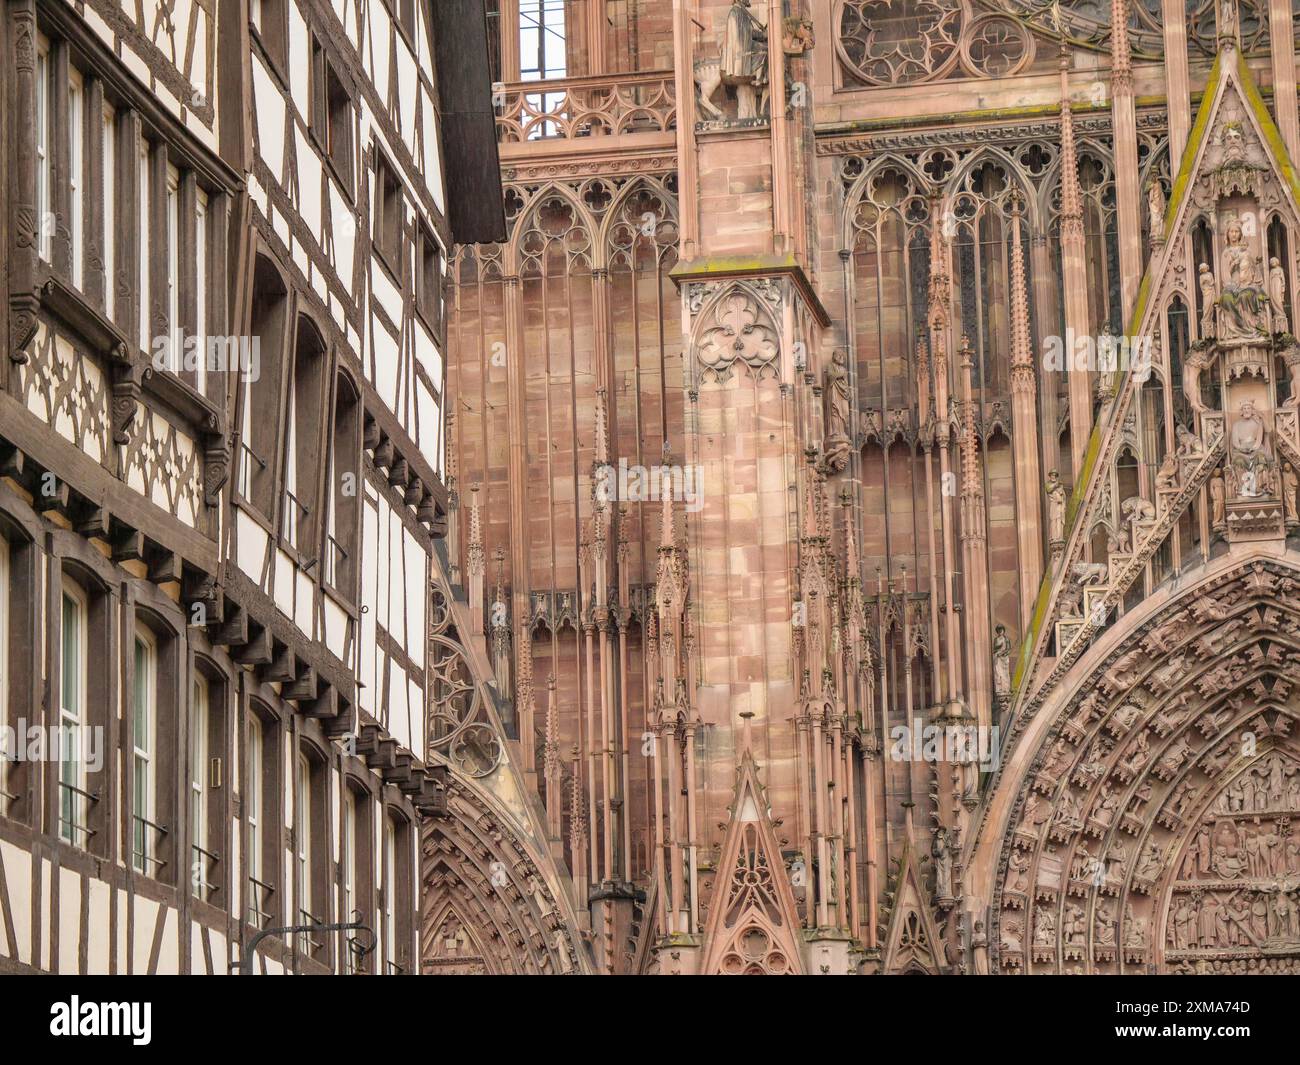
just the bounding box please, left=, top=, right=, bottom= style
left=1062, top=902, right=1085, bottom=945
left=1168, top=895, right=1195, bottom=950
left=1215, top=215, right=1271, bottom=341
left=971, top=919, right=989, bottom=974
left=1134, top=838, right=1163, bottom=881
left=1199, top=892, right=1221, bottom=945
left=1230, top=398, right=1271, bottom=497
left=1001, top=917, right=1022, bottom=954
left=1283, top=346, right=1300, bottom=406
left=1269, top=258, right=1290, bottom=334
left=1046, top=469, right=1067, bottom=544
left=823, top=347, right=852, bottom=472
left=932, top=827, right=953, bottom=901
left=1033, top=906, right=1056, bottom=946
left=1095, top=900, right=1116, bottom=945
left=1008, top=848, right=1031, bottom=892
left=1283, top=463, right=1298, bottom=525
left=992, top=624, right=1012, bottom=696
left=695, top=0, right=769, bottom=122
left=1210, top=468, right=1227, bottom=528
left=1146, top=179, right=1166, bottom=244
left=1199, top=264, right=1219, bottom=340
left=1123, top=903, right=1147, bottom=948
left=1274, top=890, right=1298, bottom=939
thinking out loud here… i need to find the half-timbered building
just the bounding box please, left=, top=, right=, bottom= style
left=0, top=0, right=506, bottom=974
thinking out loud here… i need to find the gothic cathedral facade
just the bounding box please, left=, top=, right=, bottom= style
left=437, top=0, right=1300, bottom=975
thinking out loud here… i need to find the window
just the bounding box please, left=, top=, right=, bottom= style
left=372, top=149, right=403, bottom=272
left=519, top=1, right=567, bottom=134
left=326, top=375, right=361, bottom=593
left=296, top=751, right=311, bottom=923
left=310, top=39, right=352, bottom=189
left=252, top=0, right=288, bottom=72
left=384, top=817, right=397, bottom=970
left=246, top=711, right=274, bottom=928
left=384, top=813, right=411, bottom=974
left=131, top=630, right=157, bottom=875
left=36, top=36, right=51, bottom=262
left=284, top=318, right=327, bottom=554
left=165, top=164, right=181, bottom=371
left=190, top=673, right=213, bottom=900
left=58, top=582, right=88, bottom=846
left=343, top=790, right=357, bottom=919
left=240, top=257, right=288, bottom=515
left=417, top=225, right=443, bottom=337
left=519, top=0, right=567, bottom=81
left=296, top=749, right=326, bottom=959
left=195, top=189, right=208, bottom=395
left=102, top=104, right=116, bottom=320
left=343, top=789, right=357, bottom=971
left=138, top=137, right=150, bottom=353
left=69, top=67, right=85, bottom=288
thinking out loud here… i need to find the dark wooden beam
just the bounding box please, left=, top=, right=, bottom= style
left=145, top=544, right=182, bottom=584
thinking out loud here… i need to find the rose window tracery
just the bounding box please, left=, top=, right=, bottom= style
left=837, top=0, right=965, bottom=86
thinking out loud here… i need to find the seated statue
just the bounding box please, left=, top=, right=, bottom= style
left=1215, top=215, right=1271, bottom=341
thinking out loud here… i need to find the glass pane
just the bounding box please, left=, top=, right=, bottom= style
left=61, top=593, right=79, bottom=718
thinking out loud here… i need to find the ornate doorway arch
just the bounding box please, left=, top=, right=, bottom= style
left=972, top=559, right=1300, bottom=974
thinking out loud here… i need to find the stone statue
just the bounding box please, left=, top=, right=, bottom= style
left=1220, top=0, right=1239, bottom=43
left=1134, top=839, right=1163, bottom=882
left=823, top=347, right=852, bottom=471
left=1123, top=902, right=1147, bottom=948
left=1033, top=906, right=1056, bottom=946
left=1096, top=900, right=1117, bottom=945
left=1216, top=214, right=1270, bottom=341
left=1230, top=398, right=1269, bottom=497
left=1284, top=345, right=1300, bottom=407
left=932, top=827, right=953, bottom=901
left=1121, top=496, right=1155, bottom=544
left=993, top=624, right=1012, bottom=696
left=781, top=16, right=814, bottom=56
left=1155, top=451, right=1179, bottom=493
left=1182, top=344, right=1208, bottom=413
left=695, top=0, right=769, bottom=122
left=1269, top=257, right=1289, bottom=334
left=1199, top=263, right=1218, bottom=339
left=1046, top=469, right=1067, bottom=543
left=1284, top=462, right=1298, bottom=525
left=971, top=919, right=989, bottom=975
left=1146, top=179, right=1166, bottom=244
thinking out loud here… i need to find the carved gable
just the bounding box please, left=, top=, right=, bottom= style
left=700, top=753, right=805, bottom=974
left=1017, top=47, right=1300, bottom=717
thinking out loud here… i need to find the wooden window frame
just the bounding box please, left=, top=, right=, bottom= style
left=246, top=703, right=283, bottom=930
left=415, top=223, right=444, bottom=341
left=310, top=37, right=354, bottom=197
left=251, top=0, right=289, bottom=78
left=372, top=146, right=404, bottom=279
